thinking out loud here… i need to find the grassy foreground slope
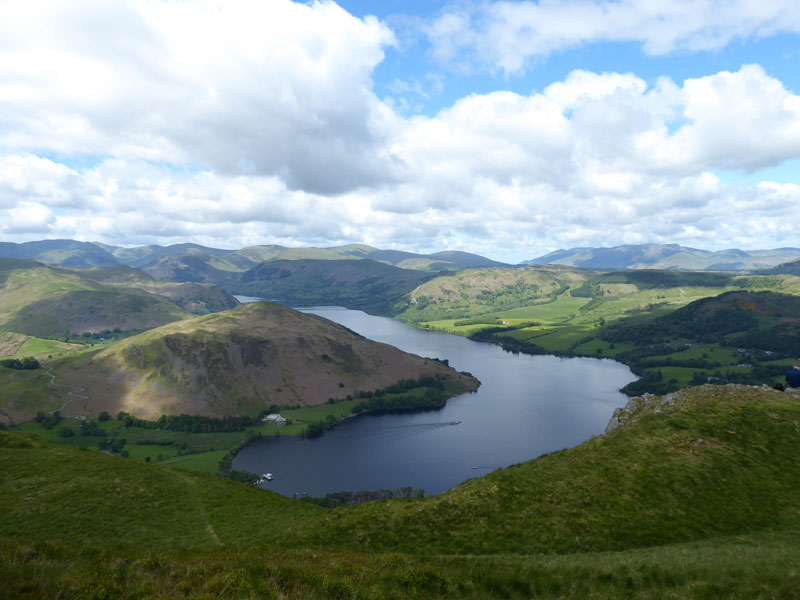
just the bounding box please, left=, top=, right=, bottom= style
left=2, top=384, right=800, bottom=597
left=52, top=301, right=477, bottom=420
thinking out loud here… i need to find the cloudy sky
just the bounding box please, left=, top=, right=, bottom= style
left=1, top=0, right=800, bottom=263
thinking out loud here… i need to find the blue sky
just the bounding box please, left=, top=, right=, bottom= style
left=1, top=0, right=799, bottom=262
left=346, top=3, right=800, bottom=117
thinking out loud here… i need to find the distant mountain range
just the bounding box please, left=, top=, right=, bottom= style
left=527, top=244, right=800, bottom=271
left=0, top=239, right=508, bottom=271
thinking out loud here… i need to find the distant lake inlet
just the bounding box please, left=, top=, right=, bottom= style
left=232, top=304, right=636, bottom=497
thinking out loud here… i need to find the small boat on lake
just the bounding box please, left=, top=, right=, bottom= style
left=260, top=473, right=274, bottom=482
left=450, top=420, right=461, bottom=425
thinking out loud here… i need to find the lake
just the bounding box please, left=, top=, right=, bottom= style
left=233, top=305, right=636, bottom=497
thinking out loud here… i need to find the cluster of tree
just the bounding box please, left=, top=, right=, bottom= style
left=570, top=281, right=595, bottom=298
left=0, top=357, right=40, bottom=370
left=78, top=419, right=104, bottom=437
left=621, top=370, right=681, bottom=396
left=324, top=376, right=447, bottom=405
left=216, top=429, right=262, bottom=478
left=34, top=410, right=62, bottom=430
left=300, top=487, right=426, bottom=507
left=454, top=317, right=503, bottom=327
left=81, top=328, right=121, bottom=339
left=307, top=377, right=452, bottom=438
left=351, top=388, right=447, bottom=415
left=115, top=411, right=259, bottom=433
left=304, top=415, right=337, bottom=439
left=382, top=376, right=443, bottom=395
left=597, top=270, right=733, bottom=289
left=734, top=327, right=800, bottom=355
left=469, top=328, right=548, bottom=356
left=98, top=438, right=127, bottom=453
left=225, top=469, right=261, bottom=484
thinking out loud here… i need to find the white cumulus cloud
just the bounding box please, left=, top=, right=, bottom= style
left=0, top=0, right=398, bottom=193
left=426, top=0, right=800, bottom=74
left=1, top=1, right=800, bottom=261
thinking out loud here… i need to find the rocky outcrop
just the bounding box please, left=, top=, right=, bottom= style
left=606, top=383, right=783, bottom=433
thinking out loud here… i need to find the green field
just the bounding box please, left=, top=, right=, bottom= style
left=281, top=399, right=360, bottom=423
left=11, top=419, right=253, bottom=474
left=646, top=345, right=740, bottom=363
left=572, top=339, right=636, bottom=357
left=157, top=450, right=230, bottom=473
left=0, top=334, right=84, bottom=359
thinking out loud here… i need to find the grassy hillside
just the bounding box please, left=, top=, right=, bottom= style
left=51, top=301, right=477, bottom=421
left=235, top=259, right=438, bottom=314
left=0, top=267, right=188, bottom=337
left=3, top=384, right=800, bottom=597
left=78, top=264, right=238, bottom=315
left=0, top=260, right=237, bottom=337
left=397, top=264, right=590, bottom=323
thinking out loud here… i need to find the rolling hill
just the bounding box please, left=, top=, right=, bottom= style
left=0, top=239, right=509, bottom=274
left=0, top=239, right=118, bottom=267
left=602, top=289, right=800, bottom=354
left=234, top=258, right=439, bottom=313
left=52, top=301, right=477, bottom=421
left=0, top=259, right=237, bottom=337
left=2, top=384, right=800, bottom=597
left=528, top=243, right=800, bottom=271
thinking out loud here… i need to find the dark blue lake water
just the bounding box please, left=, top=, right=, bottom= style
left=233, top=305, right=636, bottom=497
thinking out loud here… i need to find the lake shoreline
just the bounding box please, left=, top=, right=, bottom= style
left=233, top=305, right=635, bottom=498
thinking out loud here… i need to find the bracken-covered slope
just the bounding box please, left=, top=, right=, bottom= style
left=55, top=301, right=477, bottom=420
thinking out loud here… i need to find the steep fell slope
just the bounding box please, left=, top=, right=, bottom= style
left=56, top=302, right=477, bottom=419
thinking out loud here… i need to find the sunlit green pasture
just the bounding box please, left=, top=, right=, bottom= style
left=528, top=326, right=595, bottom=352
left=647, top=346, right=740, bottom=363
left=1, top=335, right=83, bottom=359
left=421, top=320, right=498, bottom=335
left=643, top=365, right=753, bottom=388
left=572, top=339, right=636, bottom=357
left=568, top=287, right=734, bottom=325
left=489, top=297, right=589, bottom=322
left=157, top=450, right=229, bottom=474
left=498, top=327, right=556, bottom=342
left=281, top=400, right=360, bottom=423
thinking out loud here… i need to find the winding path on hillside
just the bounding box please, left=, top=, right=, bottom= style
left=44, top=366, right=89, bottom=419
left=173, top=470, right=224, bottom=547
